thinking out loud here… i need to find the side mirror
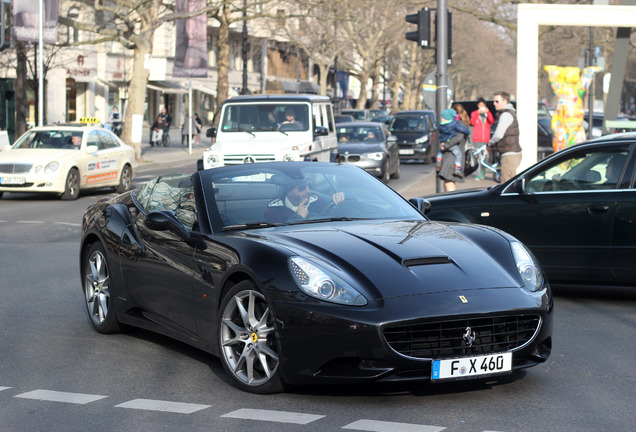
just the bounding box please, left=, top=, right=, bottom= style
left=387, top=135, right=397, bottom=143
left=85, top=145, right=99, bottom=153
left=314, top=126, right=328, bottom=137
left=206, top=127, right=217, bottom=138
left=513, top=177, right=525, bottom=194
left=145, top=210, right=190, bottom=241
left=197, top=159, right=204, bottom=171
left=409, top=197, right=432, bottom=215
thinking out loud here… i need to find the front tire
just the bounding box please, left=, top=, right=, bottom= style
left=218, top=281, right=283, bottom=394
left=82, top=242, right=121, bottom=334
left=61, top=168, right=80, bottom=200
left=380, top=159, right=390, bottom=183
left=116, top=165, right=133, bottom=194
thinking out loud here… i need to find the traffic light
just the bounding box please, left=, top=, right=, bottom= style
left=405, top=8, right=431, bottom=48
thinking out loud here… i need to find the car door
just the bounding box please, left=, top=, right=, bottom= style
left=487, top=144, right=631, bottom=284
left=612, top=145, right=636, bottom=283
left=84, top=130, right=121, bottom=187
left=119, top=175, right=198, bottom=333
left=384, top=125, right=399, bottom=172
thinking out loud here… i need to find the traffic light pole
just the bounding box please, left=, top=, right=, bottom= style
left=435, top=0, right=449, bottom=193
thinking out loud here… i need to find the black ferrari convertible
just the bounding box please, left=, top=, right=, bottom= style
left=80, top=162, right=552, bottom=393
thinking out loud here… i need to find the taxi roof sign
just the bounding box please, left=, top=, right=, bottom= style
left=79, top=117, right=100, bottom=124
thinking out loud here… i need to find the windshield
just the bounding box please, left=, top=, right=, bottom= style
left=12, top=130, right=83, bottom=150
left=337, top=125, right=383, bottom=143
left=220, top=103, right=310, bottom=132
left=341, top=110, right=366, bottom=120
left=203, top=163, right=424, bottom=229
left=389, top=116, right=428, bottom=133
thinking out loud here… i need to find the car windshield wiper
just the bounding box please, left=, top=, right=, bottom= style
left=225, top=127, right=255, bottom=137
left=222, top=222, right=284, bottom=231
left=289, top=217, right=361, bottom=225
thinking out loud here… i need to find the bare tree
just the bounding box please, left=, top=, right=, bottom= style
left=60, top=0, right=220, bottom=160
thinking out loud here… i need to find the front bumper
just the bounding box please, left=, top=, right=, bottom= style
left=398, top=143, right=430, bottom=160
left=338, top=156, right=385, bottom=177
left=0, top=172, right=67, bottom=194
left=271, top=287, right=553, bottom=385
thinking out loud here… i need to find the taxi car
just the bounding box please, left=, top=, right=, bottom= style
left=0, top=123, right=136, bottom=200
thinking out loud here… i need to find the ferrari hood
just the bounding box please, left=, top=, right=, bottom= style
left=263, top=220, right=520, bottom=299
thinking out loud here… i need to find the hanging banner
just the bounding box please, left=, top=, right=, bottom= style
left=13, top=0, right=60, bottom=43
left=173, top=0, right=208, bottom=78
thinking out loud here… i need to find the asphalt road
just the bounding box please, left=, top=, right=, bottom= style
left=0, top=159, right=634, bottom=432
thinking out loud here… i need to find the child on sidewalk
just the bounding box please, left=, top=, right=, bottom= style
left=436, top=108, right=470, bottom=177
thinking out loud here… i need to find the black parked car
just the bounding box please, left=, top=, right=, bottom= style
left=336, top=121, right=400, bottom=183
left=389, top=110, right=439, bottom=163
left=424, top=133, right=636, bottom=287
left=80, top=162, right=552, bottom=394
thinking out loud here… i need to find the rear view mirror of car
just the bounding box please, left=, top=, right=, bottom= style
left=85, top=145, right=99, bottom=154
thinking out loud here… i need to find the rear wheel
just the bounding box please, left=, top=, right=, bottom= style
left=218, top=281, right=283, bottom=394
left=82, top=242, right=121, bottom=334
left=60, top=168, right=80, bottom=200
left=115, top=165, right=133, bottom=193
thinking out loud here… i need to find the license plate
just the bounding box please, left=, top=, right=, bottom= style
left=0, top=176, right=26, bottom=185
left=431, top=352, right=512, bottom=381
left=399, top=149, right=414, bottom=155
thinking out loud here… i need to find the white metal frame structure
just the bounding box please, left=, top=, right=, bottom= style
left=517, top=4, right=636, bottom=171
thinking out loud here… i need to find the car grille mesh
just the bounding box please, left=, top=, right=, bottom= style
left=0, top=163, right=32, bottom=174
left=383, top=315, right=541, bottom=359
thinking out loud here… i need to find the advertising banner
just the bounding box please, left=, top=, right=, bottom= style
left=173, top=0, right=208, bottom=78
left=13, top=0, right=60, bottom=43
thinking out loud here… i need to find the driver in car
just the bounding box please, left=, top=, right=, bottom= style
left=265, top=177, right=344, bottom=223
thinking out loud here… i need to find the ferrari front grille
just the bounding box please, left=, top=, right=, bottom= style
left=383, top=314, right=541, bottom=359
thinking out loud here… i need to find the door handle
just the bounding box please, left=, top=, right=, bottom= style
left=587, top=205, right=609, bottom=215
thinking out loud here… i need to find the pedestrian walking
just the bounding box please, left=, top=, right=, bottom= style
left=488, top=91, right=521, bottom=183
left=470, top=97, right=495, bottom=180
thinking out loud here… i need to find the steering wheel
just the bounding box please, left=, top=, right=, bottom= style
left=323, top=198, right=361, bottom=216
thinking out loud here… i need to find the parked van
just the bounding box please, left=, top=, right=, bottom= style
left=199, top=94, right=338, bottom=169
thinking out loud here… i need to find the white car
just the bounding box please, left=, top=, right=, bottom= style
left=0, top=125, right=137, bottom=200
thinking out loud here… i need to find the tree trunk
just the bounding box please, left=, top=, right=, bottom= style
left=319, top=63, right=329, bottom=97
left=356, top=68, right=371, bottom=109
left=214, top=12, right=231, bottom=126
left=15, top=42, right=28, bottom=137
left=122, top=35, right=152, bottom=161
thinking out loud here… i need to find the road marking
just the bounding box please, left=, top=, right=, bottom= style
left=15, top=389, right=107, bottom=405
left=115, top=398, right=210, bottom=414
left=0, top=387, right=11, bottom=391
left=222, top=408, right=325, bottom=425
left=342, top=419, right=446, bottom=432
left=17, top=221, right=44, bottom=224
left=53, top=222, right=82, bottom=227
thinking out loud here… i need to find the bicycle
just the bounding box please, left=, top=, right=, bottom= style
left=472, top=144, right=501, bottom=183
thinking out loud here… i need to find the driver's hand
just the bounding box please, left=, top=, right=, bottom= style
left=297, top=196, right=310, bottom=218
left=332, top=192, right=345, bottom=205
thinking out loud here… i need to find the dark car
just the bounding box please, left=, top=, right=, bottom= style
left=336, top=122, right=400, bottom=183
left=335, top=114, right=355, bottom=124
left=80, top=162, right=552, bottom=394
left=340, top=109, right=370, bottom=121
left=370, top=114, right=394, bottom=126
left=389, top=110, right=439, bottom=163
left=423, top=133, right=636, bottom=287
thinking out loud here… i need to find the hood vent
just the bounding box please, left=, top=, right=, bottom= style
left=403, top=257, right=451, bottom=268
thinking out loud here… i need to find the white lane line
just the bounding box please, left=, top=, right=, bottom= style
left=15, top=390, right=107, bottom=405
left=342, top=419, right=446, bottom=432
left=17, top=221, right=44, bottom=224
left=115, top=398, right=210, bottom=414
left=52, top=222, right=82, bottom=227
left=221, top=408, right=325, bottom=425
left=0, top=386, right=11, bottom=391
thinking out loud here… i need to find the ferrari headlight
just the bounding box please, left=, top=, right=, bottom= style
left=511, top=242, right=544, bottom=292
left=44, top=162, right=60, bottom=174
left=289, top=256, right=367, bottom=306
left=415, top=135, right=429, bottom=144
left=366, top=152, right=384, bottom=161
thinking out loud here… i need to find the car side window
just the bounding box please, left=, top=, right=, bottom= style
left=97, top=130, right=118, bottom=149
left=525, top=149, right=630, bottom=192
left=87, top=131, right=101, bottom=150
left=143, top=174, right=198, bottom=230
